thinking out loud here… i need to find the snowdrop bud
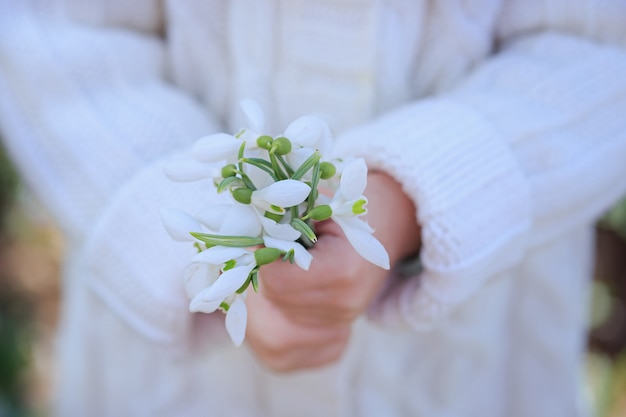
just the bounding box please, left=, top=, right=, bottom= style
left=271, top=137, right=292, bottom=155
left=232, top=188, right=253, bottom=204
left=256, top=135, right=273, bottom=150
left=308, top=205, right=332, bottom=221
left=319, top=161, right=336, bottom=180
left=254, top=247, right=283, bottom=266
left=221, top=164, right=237, bottom=178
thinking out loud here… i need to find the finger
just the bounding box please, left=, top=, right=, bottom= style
left=245, top=292, right=351, bottom=370
left=259, top=233, right=360, bottom=294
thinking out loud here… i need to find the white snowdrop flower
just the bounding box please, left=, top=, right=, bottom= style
left=339, top=157, right=367, bottom=200
left=182, top=262, right=221, bottom=300
left=263, top=235, right=313, bottom=270
left=240, top=99, right=265, bottom=134
left=230, top=99, right=267, bottom=143
left=283, top=115, right=332, bottom=154
left=258, top=216, right=313, bottom=270
left=331, top=215, right=389, bottom=270
left=251, top=179, right=310, bottom=214
left=327, top=158, right=390, bottom=270
left=192, top=99, right=268, bottom=164
left=260, top=216, right=301, bottom=241
left=191, top=132, right=242, bottom=164
left=164, top=154, right=221, bottom=182
left=160, top=208, right=202, bottom=242
left=218, top=204, right=263, bottom=237
left=189, top=247, right=256, bottom=313
left=224, top=293, right=247, bottom=347
left=195, top=204, right=234, bottom=232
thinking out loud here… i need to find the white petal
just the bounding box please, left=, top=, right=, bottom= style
left=164, top=156, right=219, bottom=182
left=261, top=217, right=301, bottom=241
left=333, top=217, right=389, bottom=270
left=245, top=161, right=274, bottom=189
left=263, top=236, right=313, bottom=270
left=160, top=208, right=202, bottom=242
left=335, top=215, right=374, bottom=233
left=192, top=246, right=251, bottom=265
left=218, top=204, right=263, bottom=237
left=283, top=116, right=324, bottom=148
left=331, top=197, right=368, bottom=218
left=340, top=158, right=368, bottom=201
left=191, top=133, right=240, bottom=163
left=196, top=204, right=232, bottom=231
left=240, top=99, right=265, bottom=132
left=225, top=295, right=248, bottom=347
left=253, top=180, right=311, bottom=208
left=189, top=290, right=223, bottom=314
left=201, top=263, right=256, bottom=302
left=182, top=262, right=221, bottom=299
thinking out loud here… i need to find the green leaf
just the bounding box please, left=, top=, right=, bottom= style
left=306, top=161, right=321, bottom=213
left=291, top=218, right=317, bottom=243
left=270, top=152, right=288, bottom=180
left=191, top=232, right=264, bottom=247
left=291, top=151, right=321, bottom=180
left=217, top=176, right=244, bottom=193
left=276, top=154, right=294, bottom=177
left=236, top=275, right=251, bottom=294
left=251, top=270, right=259, bottom=292
left=241, top=157, right=279, bottom=181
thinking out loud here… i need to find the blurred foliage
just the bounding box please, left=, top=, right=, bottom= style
left=0, top=143, right=18, bottom=233
left=600, top=197, right=626, bottom=240
left=0, top=142, right=34, bottom=417
left=0, top=282, right=34, bottom=417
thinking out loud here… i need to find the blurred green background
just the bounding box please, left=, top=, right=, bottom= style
left=0, top=141, right=624, bottom=416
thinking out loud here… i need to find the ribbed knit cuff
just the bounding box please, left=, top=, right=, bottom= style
left=334, top=98, right=531, bottom=329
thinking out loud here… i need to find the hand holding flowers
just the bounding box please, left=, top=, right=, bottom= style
left=245, top=171, right=421, bottom=371
left=161, top=100, right=400, bottom=348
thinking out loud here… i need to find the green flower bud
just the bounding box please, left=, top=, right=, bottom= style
left=319, top=162, right=336, bottom=179
left=254, top=247, right=283, bottom=266
left=271, top=137, right=292, bottom=155
left=352, top=198, right=367, bottom=215
left=221, top=164, right=238, bottom=178
left=232, top=187, right=253, bottom=204
left=256, top=135, right=274, bottom=150
left=307, top=205, right=332, bottom=221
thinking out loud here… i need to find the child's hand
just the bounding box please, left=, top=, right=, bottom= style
left=246, top=172, right=421, bottom=372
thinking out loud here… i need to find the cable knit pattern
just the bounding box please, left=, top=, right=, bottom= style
left=1, top=0, right=626, bottom=415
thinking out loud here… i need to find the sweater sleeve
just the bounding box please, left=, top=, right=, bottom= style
left=333, top=2, right=626, bottom=330
left=0, top=1, right=220, bottom=343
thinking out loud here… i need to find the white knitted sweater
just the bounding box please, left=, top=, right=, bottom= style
left=1, top=0, right=626, bottom=416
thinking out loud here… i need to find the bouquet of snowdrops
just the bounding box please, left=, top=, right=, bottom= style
left=161, top=100, right=389, bottom=346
